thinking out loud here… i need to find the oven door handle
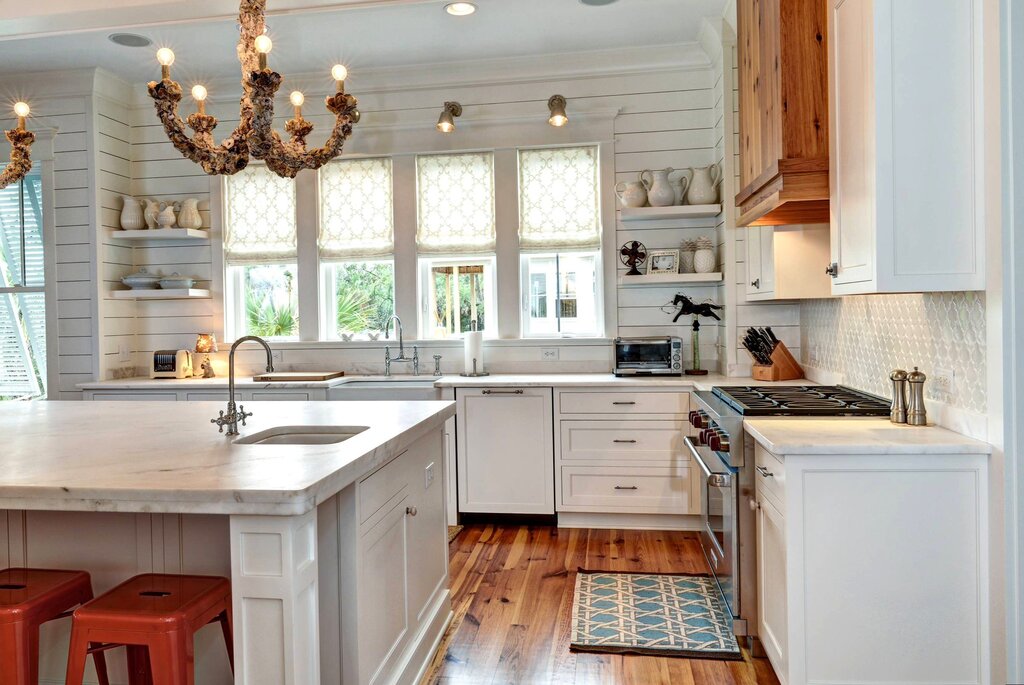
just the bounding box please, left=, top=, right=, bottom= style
left=685, top=436, right=732, bottom=487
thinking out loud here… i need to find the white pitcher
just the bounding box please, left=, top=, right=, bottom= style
left=685, top=163, right=722, bottom=205
left=177, top=198, right=203, bottom=230
left=143, top=199, right=160, bottom=230
left=614, top=181, right=648, bottom=208
left=640, top=168, right=676, bottom=207
left=119, top=196, right=144, bottom=230
left=157, top=202, right=177, bottom=229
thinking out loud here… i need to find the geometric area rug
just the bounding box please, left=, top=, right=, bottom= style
left=570, top=570, right=742, bottom=660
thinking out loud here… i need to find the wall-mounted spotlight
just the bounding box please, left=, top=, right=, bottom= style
left=548, top=95, right=568, bottom=127
left=437, top=101, right=463, bottom=133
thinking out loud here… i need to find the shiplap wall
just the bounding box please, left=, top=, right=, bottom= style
left=121, top=46, right=724, bottom=371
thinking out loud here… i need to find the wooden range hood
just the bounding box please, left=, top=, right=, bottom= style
left=735, top=0, right=830, bottom=227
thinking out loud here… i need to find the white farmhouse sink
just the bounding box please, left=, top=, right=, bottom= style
left=235, top=425, right=369, bottom=445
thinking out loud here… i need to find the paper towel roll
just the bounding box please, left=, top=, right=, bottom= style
left=464, top=331, right=483, bottom=375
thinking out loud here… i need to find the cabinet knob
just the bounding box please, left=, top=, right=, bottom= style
left=825, top=262, right=839, bottom=278
left=749, top=498, right=760, bottom=511
left=751, top=278, right=760, bottom=289
left=406, top=506, right=418, bottom=516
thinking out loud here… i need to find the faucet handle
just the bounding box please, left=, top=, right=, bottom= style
left=238, top=404, right=252, bottom=426
left=211, top=410, right=226, bottom=433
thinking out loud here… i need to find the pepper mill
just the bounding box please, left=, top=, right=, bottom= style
left=889, top=369, right=908, bottom=424
left=907, top=366, right=928, bottom=426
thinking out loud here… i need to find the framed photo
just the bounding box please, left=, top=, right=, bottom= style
left=647, top=249, right=680, bottom=275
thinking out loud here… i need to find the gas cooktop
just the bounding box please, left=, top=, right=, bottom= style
left=711, top=385, right=891, bottom=417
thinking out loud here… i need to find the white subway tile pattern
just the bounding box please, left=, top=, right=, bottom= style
left=800, top=292, right=986, bottom=414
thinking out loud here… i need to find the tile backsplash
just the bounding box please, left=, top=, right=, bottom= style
left=800, top=292, right=987, bottom=415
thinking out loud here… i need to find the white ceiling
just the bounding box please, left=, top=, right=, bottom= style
left=0, top=0, right=727, bottom=85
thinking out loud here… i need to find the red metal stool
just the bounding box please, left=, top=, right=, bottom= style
left=0, top=567, right=109, bottom=685
left=65, top=574, right=233, bottom=685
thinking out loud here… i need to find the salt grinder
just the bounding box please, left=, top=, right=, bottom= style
left=889, top=369, right=908, bottom=424
left=907, top=366, right=928, bottom=426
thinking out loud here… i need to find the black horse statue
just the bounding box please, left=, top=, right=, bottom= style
left=672, top=293, right=722, bottom=322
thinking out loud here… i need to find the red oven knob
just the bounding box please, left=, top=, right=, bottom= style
left=688, top=410, right=700, bottom=426
left=709, top=434, right=730, bottom=452
left=691, top=410, right=708, bottom=429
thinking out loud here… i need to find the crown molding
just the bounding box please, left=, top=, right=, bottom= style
left=0, top=68, right=99, bottom=99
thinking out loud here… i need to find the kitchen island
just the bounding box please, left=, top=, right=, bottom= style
left=0, top=400, right=456, bottom=685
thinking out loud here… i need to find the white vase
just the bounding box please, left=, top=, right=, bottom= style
left=686, top=164, right=722, bottom=205
left=680, top=249, right=696, bottom=273
left=157, top=202, right=177, bottom=229
left=143, top=200, right=160, bottom=230
left=614, top=181, right=648, bottom=208
left=119, top=196, right=144, bottom=230
left=694, top=247, right=716, bottom=273
left=177, top=198, right=202, bottom=230
left=640, top=168, right=676, bottom=207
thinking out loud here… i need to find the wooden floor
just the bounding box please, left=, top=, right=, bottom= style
left=421, top=525, right=780, bottom=685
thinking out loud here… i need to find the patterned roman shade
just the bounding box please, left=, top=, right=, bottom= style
left=224, top=165, right=297, bottom=265
left=416, top=152, right=496, bottom=255
left=518, top=146, right=601, bottom=251
left=319, top=158, right=394, bottom=261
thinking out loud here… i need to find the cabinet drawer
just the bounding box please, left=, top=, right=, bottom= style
left=360, top=451, right=409, bottom=525
left=560, top=466, right=693, bottom=513
left=185, top=392, right=241, bottom=401
left=251, top=391, right=310, bottom=401
left=558, top=391, right=689, bottom=416
left=89, top=393, right=177, bottom=401
left=559, top=420, right=688, bottom=463
left=755, top=444, right=786, bottom=508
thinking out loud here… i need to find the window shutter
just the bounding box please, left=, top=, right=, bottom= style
left=319, top=158, right=394, bottom=261
left=518, top=146, right=601, bottom=251
left=416, top=153, right=496, bottom=255
left=224, top=165, right=297, bottom=265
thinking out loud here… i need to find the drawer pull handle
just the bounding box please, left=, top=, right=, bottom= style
left=482, top=389, right=524, bottom=395
left=612, top=401, right=636, bottom=405
left=613, top=439, right=637, bottom=444
left=756, top=465, right=774, bottom=479
left=614, top=485, right=639, bottom=490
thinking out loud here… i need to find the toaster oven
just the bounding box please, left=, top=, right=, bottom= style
left=613, top=336, right=683, bottom=376
left=151, top=350, right=193, bottom=379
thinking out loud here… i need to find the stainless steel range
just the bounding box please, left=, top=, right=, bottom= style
left=686, top=385, right=890, bottom=642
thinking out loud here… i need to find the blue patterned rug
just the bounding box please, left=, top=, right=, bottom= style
left=570, top=570, right=742, bottom=660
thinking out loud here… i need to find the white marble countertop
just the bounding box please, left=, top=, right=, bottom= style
left=0, top=400, right=455, bottom=515
left=79, top=372, right=814, bottom=392
left=743, top=417, right=993, bottom=456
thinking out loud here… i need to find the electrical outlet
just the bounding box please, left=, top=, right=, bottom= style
left=271, top=349, right=284, bottom=364
left=932, top=368, right=955, bottom=394
left=425, top=462, right=435, bottom=489
left=542, top=348, right=560, bottom=361
left=808, top=344, right=819, bottom=367
left=117, top=343, right=131, bottom=363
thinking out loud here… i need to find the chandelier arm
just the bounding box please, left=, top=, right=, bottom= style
left=0, top=128, right=35, bottom=190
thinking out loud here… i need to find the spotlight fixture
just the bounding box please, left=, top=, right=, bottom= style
left=437, top=101, right=463, bottom=133
left=445, top=2, right=477, bottom=16
left=108, top=33, right=153, bottom=48
left=548, top=95, right=568, bottom=127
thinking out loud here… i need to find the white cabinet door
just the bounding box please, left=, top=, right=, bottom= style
left=757, top=227, right=776, bottom=295
left=404, top=434, right=448, bottom=626
left=757, top=490, right=789, bottom=683
left=359, top=496, right=410, bottom=685
left=456, top=387, right=555, bottom=514
left=745, top=226, right=762, bottom=297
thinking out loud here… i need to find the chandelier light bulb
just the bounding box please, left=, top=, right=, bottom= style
left=254, top=35, right=273, bottom=54
left=13, top=102, right=30, bottom=118
left=156, top=48, right=175, bottom=66
left=331, top=64, right=348, bottom=82
left=290, top=91, right=305, bottom=107
left=191, top=85, right=208, bottom=102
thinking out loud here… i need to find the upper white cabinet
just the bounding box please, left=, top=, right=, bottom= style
left=828, top=0, right=985, bottom=293
left=746, top=225, right=832, bottom=301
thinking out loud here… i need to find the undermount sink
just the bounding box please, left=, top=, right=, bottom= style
left=234, top=425, right=369, bottom=445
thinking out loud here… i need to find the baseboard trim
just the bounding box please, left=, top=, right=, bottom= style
left=556, top=512, right=701, bottom=531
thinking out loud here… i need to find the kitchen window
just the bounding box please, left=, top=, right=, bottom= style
left=518, top=146, right=602, bottom=337
left=223, top=165, right=299, bottom=340
left=0, top=169, right=47, bottom=400
left=319, top=158, right=395, bottom=340
left=416, top=152, right=497, bottom=338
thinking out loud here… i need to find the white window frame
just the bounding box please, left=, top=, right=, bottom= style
left=418, top=255, right=497, bottom=339
left=519, top=250, right=601, bottom=338
left=319, top=258, right=396, bottom=341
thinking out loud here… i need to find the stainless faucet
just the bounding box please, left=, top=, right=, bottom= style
left=384, top=315, right=419, bottom=376
left=211, top=335, right=275, bottom=436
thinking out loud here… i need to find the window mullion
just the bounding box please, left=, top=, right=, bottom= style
left=393, top=156, right=419, bottom=338
left=295, top=171, right=319, bottom=342
left=493, top=148, right=520, bottom=338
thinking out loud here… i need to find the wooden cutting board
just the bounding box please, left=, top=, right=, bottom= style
left=252, top=371, right=346, bottom=382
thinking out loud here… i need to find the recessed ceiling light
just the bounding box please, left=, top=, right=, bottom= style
left=579, top=0, right=619, bottom=5
left=108, top=33, right=153, bottom=48
left=445, top=2, right=477, bottom=16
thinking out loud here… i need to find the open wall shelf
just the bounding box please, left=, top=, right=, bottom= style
left=619, top=205, right=722, bottom=221
left=618, top=272, right=724, bottom=287
left=110, top=289, right=211, bottom=300
left=110, top=229, right=209, bottom=241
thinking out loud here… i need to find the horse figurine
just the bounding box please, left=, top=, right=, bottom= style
left=672, top=293, right=722, bottom=323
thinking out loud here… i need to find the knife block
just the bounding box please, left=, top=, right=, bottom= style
left=751, top=342, right=804, bottom=382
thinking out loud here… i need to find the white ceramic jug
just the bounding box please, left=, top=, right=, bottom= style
left=143, top=199, right=160, bottom=230
left=119, top=196, right=144, bottom=230
left=157, top=202, right=177, bottom=229
left=614, top=181, right=648, bottom=208
left=640, top=168, right=676, bottom=207
left=685, top=164, right=722, bottom=205
left=177, top=198, right=202, bottom=230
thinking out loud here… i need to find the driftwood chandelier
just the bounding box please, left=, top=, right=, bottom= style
left=147, top=0, right=360, bottom=178
left=1, top=102, right=35, bottom=190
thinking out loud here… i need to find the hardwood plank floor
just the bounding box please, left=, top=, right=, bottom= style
left=421, top=525, right=780, bottom=685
